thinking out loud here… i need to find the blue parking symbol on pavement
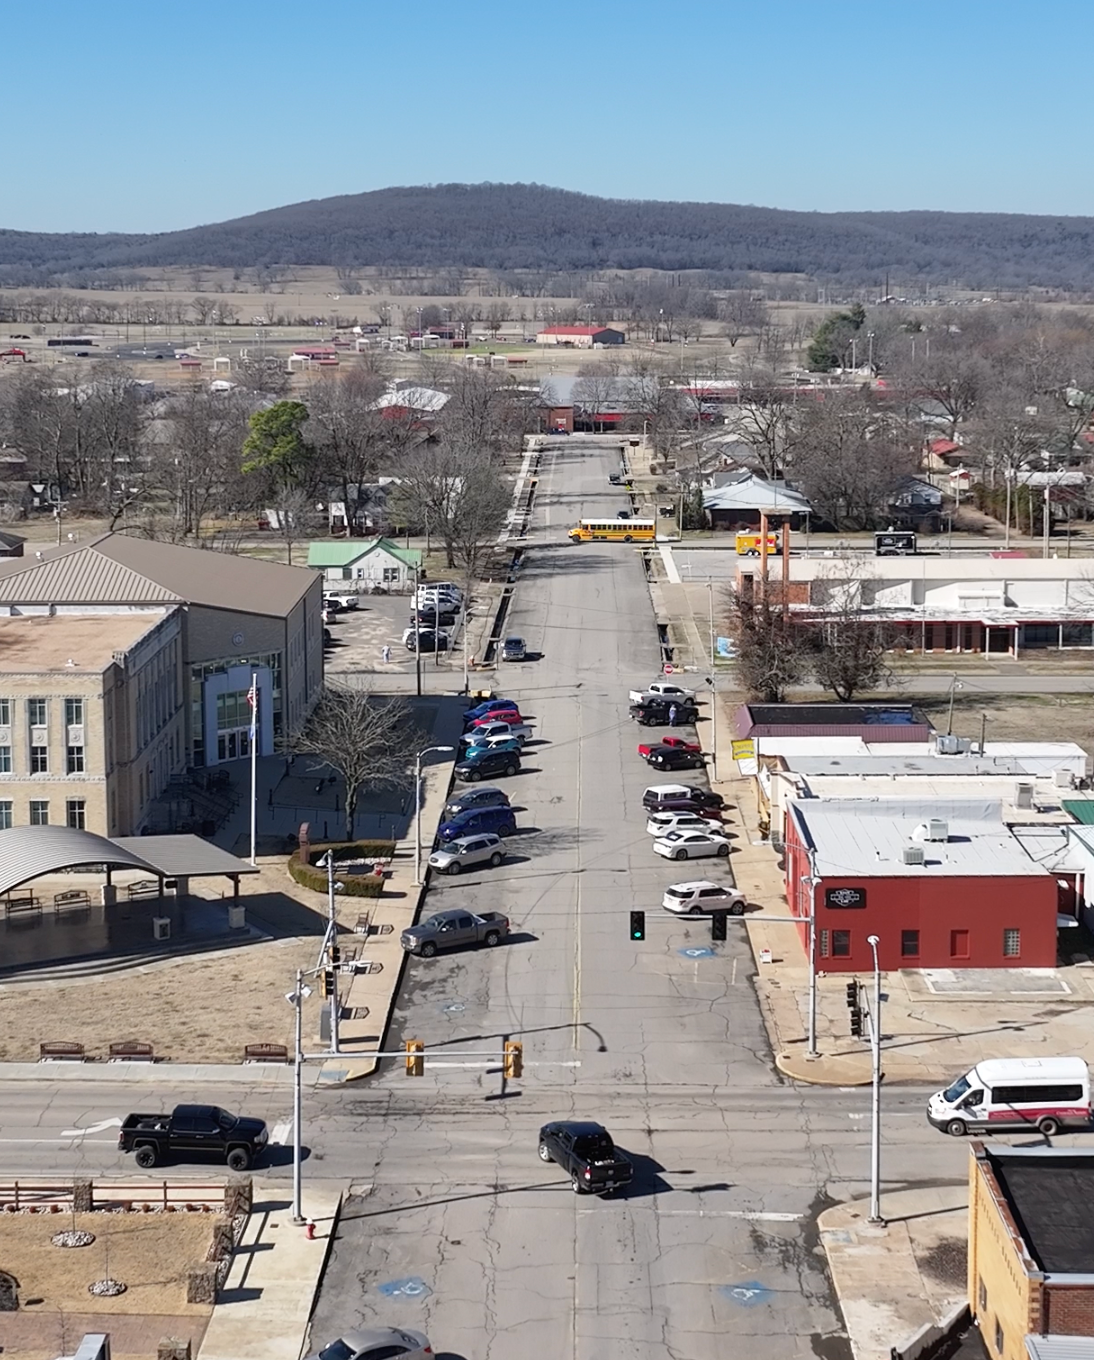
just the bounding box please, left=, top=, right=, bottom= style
left=679, top=946, right=714, bottom=959
left=720, top=1281, right=773, bottom=1307
left=376, top=1276, right=433, bottom=1300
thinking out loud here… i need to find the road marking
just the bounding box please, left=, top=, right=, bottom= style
left=0, top=1137, right=119, bottom=1145
left=269, top=1121, right=292, bottom=1145
left=572, top=698, right=583, bottom=1051
left=731, top=957, right=738, bottom=986
left=583, top=1209, right=803, bottom=1221
left=424, top=1060, right=582, bottom=1069
left=60, top=1117, right=123, bottom=1138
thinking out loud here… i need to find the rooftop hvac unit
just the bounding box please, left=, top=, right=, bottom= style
left=152, top=916, right=171, bottom=941
left=1053, top=768, right=1075, bottom=790
left=927, top=819, right=949, bottom=841
left=935, top=734, right=962, bottom=755
left=903, top=844, right=926, bottom=866
left=1015, top=782, right=1034, bottom=810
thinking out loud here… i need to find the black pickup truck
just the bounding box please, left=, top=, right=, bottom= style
left=118, top=1104, right=268, bottom=1171
left=537, top=1120, right=634, bottom=1196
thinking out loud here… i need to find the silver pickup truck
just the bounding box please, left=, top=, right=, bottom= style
left=401, top=908, right=511, bottom=958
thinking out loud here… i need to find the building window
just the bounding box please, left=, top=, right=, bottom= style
left=29, top=800, right=49, bottom=826
left=64, top=697, right=84, bottom=727
left=994, top=1319, right=1004, bottom=1354
left=66, top=746, right=85, bottom=774
left=832, top=930, right=851, bottom=957
left=1003, top=928, right=1021, bottom=958
left=0, top=698, right=9, bottom=727
left=30, top=745, right=49, bottom=774
left=0, top=746, right=10, bottom=774
left=978, top=1277, right=987, bottom=1311
left=819, top=930, right=830, bottom=958
left=65, top=799, right=86, bottom=830
left=27, top=697, right=47, bottom=727
left=950, top=929, right=970, bottom=960
left=901, top=930, right=920, bottom=959
left=0, top=801, right=11, bottom=831
left=382, top=565, right=400, bottom=583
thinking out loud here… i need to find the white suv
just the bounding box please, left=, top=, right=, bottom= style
left=428, top=833, right=505, bottom=876
left=662, top=880, right=745, bottom=915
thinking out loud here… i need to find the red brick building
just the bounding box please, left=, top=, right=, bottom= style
left=784, top=798, right=1058, bottom=971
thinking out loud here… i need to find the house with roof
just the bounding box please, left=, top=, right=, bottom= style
left=0, top=533, right=323, bottom=772
left=535, top=326, right=625, bottom=348
left=307, top=537, right=421, bottom=589
left=701, top=472, right=813, bottom=530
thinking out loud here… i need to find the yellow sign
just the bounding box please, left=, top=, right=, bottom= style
left=731, top=739, right=755, bottom=761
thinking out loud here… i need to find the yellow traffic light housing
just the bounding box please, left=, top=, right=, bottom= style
left=503, top=1040, right=523, bottom=1080
left=405, top=1039, right=424, bottom=1076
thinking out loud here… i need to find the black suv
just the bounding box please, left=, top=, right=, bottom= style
left=642, top=785, right=724, bottom=811
left=455, top=747, right=523, bottom=782
left=646, top=746, right=705, bottom=771
left=444, top=785, right=512, bottom=819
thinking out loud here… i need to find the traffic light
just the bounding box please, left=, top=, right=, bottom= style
left=845, top=982, right=858, bottom=1008
left=405, top=1039, right=424, bottom=1076
left=711, top=911, right=728, bottom=942
left=503, top=1040, right=523, bottom=1080
left=630, top=910, right=646, bottom=941
left=850, top=1008, right=863, bottom=1038
left=321, top=968, right=335, bottom=999
left=330, top=942, right=341, bottom=966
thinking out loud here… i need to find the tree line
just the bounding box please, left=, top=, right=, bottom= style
left=6, top=183, right=1094, bottom=289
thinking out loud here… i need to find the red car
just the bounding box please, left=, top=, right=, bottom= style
left=470, top=710, right=522, bottom=729
left=638, top=735, right=702, bottom=760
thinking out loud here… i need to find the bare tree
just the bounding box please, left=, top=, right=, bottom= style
left=156, top=385, right=251, bottom=538
left=398, top=444, right=510, bottom=570
left=729, top=584, right=808, bottom=703
left=268, top=487, right=320, bottom=566
left=805, top=562, right=898, bottom=700
left=304, top=367, right=390, bottom=520
left=288, top=684, right=421, bottom=840
left=721, top=292, right=769, bottom=348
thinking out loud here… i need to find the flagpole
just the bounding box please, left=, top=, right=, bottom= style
left=249, top=672, right=258, bottom=866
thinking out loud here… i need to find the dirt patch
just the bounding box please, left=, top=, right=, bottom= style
left=0, top=936, right=322, bottom=1064
left=913, top=692, right=1094, bottom=759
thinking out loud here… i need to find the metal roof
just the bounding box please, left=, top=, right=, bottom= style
left=307, top=538, right=421, bottom=569
left=110, top=835, right=259, bottom=879
left=0, top=825, right=159, bottom=897
left=0, top=533, right=317, bottom=617
left=790, top=798, right=1051, bottom=878
left=702, top=475, right=812, bottom=514
left=1027, top=1337, right=1094, bottom=1360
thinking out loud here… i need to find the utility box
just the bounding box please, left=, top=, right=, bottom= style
left=227, top=905, right=246, bottom=930
left=152, top=917, right=171, bottom=941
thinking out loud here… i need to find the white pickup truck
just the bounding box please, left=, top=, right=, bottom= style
left=628, top=679, right=697, bottom=705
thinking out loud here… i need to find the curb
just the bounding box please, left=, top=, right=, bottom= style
left=775, top=1052, right=873, bottom=1087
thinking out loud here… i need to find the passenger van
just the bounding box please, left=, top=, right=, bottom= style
left=927, top=1057, right=1091, bottom=1137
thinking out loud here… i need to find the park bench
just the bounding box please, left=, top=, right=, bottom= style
left=4, top=892, right=40, bottom=917
left=108, top=1041, right=155, bottom=1062
left=242, top=1043, right=290, bottom=1064
left=39, top=1041, right=86, bottom=1062
left=54, top=889, right=91, bottom=911
left=126, top=879, right=161, bottom=901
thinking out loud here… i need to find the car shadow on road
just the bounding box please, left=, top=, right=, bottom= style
left=340, top=1179, right=578, bottom=1220
left=503, top=930, right=539, bottom=947
left=613, top=1151, right=673, bottom=1200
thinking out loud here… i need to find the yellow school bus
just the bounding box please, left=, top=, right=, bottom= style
left=735, top=531, right=779, bottom=556
left=569, top=518, right=657, bottom=543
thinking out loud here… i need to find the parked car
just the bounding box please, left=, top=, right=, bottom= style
left=643, top=783, right=724, bottom=812
left=642, top=794, right=721, bottom=820
left=501, top=636, right=527, bottom=662
left=459, top=735, right=522, bottom=761
left=637, top=735, right=702, bottom=759
left=653, top=828, right=731, bottom=861
left=537, top=1121, right=633, bottom=1196
left=463, top=707, right=523, bottom=733
left=323, top=592, right=359, bottom=612
left=662, top=880, right=746, bottom=915
left=413, top=606, right=459, bottom=627
left=455, top=746, right=522, bottom=781
left=429, top=832, right=506, bottom=875
left=608, top=473, right=622, bottom=485
left=437, top=804, right=517, bottom=842
left=401, top=908, right=510, bottom=957
left=305, top=1327, right=432, bottom=1360
left=630, top=700, right=701, bottom=728
left=645, top=746, right=706, bottom=772
left=443, top=785, right=511, bottom=819
left=646, top=810, right=723, bottom=837
left=467, top=717, right=531, bottom=743
left=628, top=680, right=697, bottom=705
left=118, top=1104, right=268, bottom=1171
left=464, top=697, right=518, bottom=722
left=404, top=629, right=449, bottom=653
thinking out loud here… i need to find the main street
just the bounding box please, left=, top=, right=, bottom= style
left=0, top=440, right=985, bottom=1358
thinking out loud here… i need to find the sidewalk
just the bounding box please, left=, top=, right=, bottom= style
left=198, top=1176, right=346, bottom=1360
left=819, top=1187, right=969, bottom=1360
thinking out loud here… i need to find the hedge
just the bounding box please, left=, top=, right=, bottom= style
left=287, top=840, right=397, bottom=899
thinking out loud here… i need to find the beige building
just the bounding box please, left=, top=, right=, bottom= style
left=0, top=533, right=324, bottom=833
left=0, top=611, right=183, bottom=836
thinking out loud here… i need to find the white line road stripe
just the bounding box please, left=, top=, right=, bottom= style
left=424, top=1061, right=583, bottom=1069
left=269, top=1121, right=292, bottom=1145
left=579, top=1209, right=803, bottom=1221
left=0, top=1138, right=119, bottom=1145
left=60, top=1117, right=123, bottom=1137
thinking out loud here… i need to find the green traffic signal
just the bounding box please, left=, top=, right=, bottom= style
left=629, top=910, right=646, bottom=941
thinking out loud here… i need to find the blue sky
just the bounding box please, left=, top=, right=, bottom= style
left=7, top=0, right=1090, bottom=232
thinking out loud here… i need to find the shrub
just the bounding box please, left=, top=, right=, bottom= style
left=287, top=840, right=396, bottom=899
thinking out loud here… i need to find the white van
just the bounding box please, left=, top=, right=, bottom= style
left=927, top=1057, right=1091, bottom=1137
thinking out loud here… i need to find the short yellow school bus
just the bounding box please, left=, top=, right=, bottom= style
left=568, top=518, right=657, bottom=543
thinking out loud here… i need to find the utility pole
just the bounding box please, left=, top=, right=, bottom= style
left=286, top=970, right=311, bottom=1224
left=867, top=934, right=884, bottom=1225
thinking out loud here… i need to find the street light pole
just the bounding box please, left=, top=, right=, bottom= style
left=413, top=745, right=455, bottom=886
left=867, top=933, right=884, bottom=1225
left=286, top=970, right=312, bottom=1225
left=319, top=852, right=341, bottom=1055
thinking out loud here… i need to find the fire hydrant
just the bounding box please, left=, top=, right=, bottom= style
left=305, top=1219, right=316, bottom=1241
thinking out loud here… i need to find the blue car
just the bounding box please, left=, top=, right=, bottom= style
left=437, top=804, right=518, bottom=842
left=463, top=698, right=518, bottom=722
